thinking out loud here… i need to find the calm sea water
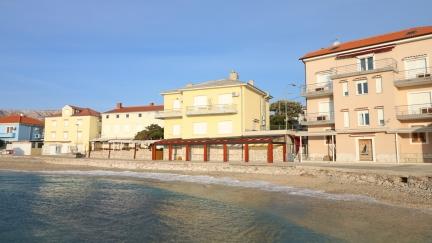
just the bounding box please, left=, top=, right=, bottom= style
left=0, top=170, right=431, bottom=243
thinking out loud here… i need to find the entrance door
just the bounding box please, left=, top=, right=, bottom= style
left=358, top=139, right=373, bottom=161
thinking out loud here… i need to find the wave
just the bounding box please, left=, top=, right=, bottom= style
left=7, top=169, right=377, bottom=203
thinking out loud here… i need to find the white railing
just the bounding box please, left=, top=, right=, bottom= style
left=395, top=103, right=432, bottom=119
left=155, top=109, right=182, bottom=118
left=301, top=82, right=333, bottom=96
left=300, top=112, right=335, bottom=124
left=331, top=58, right=397, bottom=77
left=395, top=66, right=431, bottom=81
left=186, top=104, right=237, bottom=115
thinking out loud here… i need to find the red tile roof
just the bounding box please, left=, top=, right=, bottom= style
left=104, top=104, right=164, bottom=114
left=301, top=26, right=432, bottom=60
left=0, top=115, right=44, bottom=126
left=46, top=105, right=100, bottom=117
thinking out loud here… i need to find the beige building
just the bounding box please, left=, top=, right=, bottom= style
left=43, top=105, right=101, bottom=155
left=101, top=102, right=164, bottom=140
left=300, top=26, right=432, bottom=163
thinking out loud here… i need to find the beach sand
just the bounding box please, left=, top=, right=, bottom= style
left=0, top=157, right=431, bottom=212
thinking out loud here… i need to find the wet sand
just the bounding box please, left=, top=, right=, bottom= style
left=0, top=158, right=431, bottom=212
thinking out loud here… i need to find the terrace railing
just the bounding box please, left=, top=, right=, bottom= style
left=300, top=112, right=335, bottom=126
left=186, top=104, right=237, bottom=116
left=330, top=58, right=397, bottom=79
left=301, top=82, right=333, bottom=98
left=394, top=66, right=432, bottom=87
left=154, top=109, right=183, bottom=119
left=395, top=103, right=432, bottom=120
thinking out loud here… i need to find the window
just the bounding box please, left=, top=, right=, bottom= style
left=173, top=100, right=181, bottom=110
left=77, top=131, right=82, bottom=139
left=342, top=82, right=349, bottom=96
left=357, top=110, right=370, bottom=126
left=37, top=143, right=43, bottom=148
left=404, top=56, right=427, bottom=79
left=316, top=71, right=331, bottom=84
left=52, top=120, right=57, bottom=127
left=51, top=132, right=56, bottom=139
left=193, top=122, right=207, bottom=135
left=325, top=135, right=335, bottom=145
left=411, top=126, right=427, bottom=144
left=343, top=111, right=349, bottom=128
left=126, top=114, right=129, bottom=118
left=377, top=108, right=385, bottom=126
left=172, top=125, right=181, bottom=136
left=375, top=77, right=382, bottom=93
left=76, top=119, right=82, bottom=127
left=63, top=131, right=69, bottom=140
left=138, top=113, right=142, bottom=117
left=218, top=121, right=233, bottom=134
left=356, top=80, right=368, bottom=95
left=407, top=92, right=432, bottom=114
left=106, top=115, right=109, bottom=119
left=124, top=125, right=130, bottom=132
left=193, top=96, right=208, bottom=107
left=359, top=56, right=374, bottom=71
left=218, top=94, right=233, bottom=105
left=64, top=120, right=69, bottom=127
left=116, top=114, right=119, bottom=118
left=6, top=126, right=14, bottom=133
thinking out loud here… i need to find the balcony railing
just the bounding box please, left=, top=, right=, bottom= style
left=330, top=58, right=397, bottom=79
left=154, top=109, right=182, bottom=119
left=395, top=103, right=432, bottom=120
left=301, top=82, right=333, bottom=98
left=394, top=66, right=432, bottom=87
left=0, top=132, right=16, bottom=138
left=300, top=112, right=335, bottom=126
left=186, top=104, right=237, bottom=116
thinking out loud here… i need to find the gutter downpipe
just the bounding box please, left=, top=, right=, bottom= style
left=299, top=135, right=303, bottom=163
left=395, top=133, right=400, bottom=164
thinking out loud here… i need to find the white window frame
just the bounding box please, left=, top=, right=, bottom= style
left=52, top=120, right=57, bottom=127
left=193, top=122, right=207, bottom=135
left=193, top=96, right=208, bottom=107
left=357, top=54, right=375, bottom=71
left=356, top=80, right=368, bottom=95
left=173, top=99, right=181, bottom=110
left=51, top=131, right=56, bottom=139
left=343, top=111, right=349, bottom=128
left=218, top=94, right=233, bottom=105
left=64, top=119, right=69, bottom=127
left=63, top=131, right=69, bottom=140
left=357, top=110, right=370, bottom=126
left=410, top=125, right=429, bottom=144
left=342, top=82, right=349, bottom=96
left=375, top=77, right=382, bottom=93
left=217, top=121, right=233, bottom=134
left=376, top=108, right=385, bottom=126
left=77, top=131, right=83, bottom=140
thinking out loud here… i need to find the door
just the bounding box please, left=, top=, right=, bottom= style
left=358, top=139, right=373, bottom=161
left=404, top=58, right=427, bottom=79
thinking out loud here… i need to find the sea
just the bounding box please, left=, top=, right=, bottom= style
left=0, top=170, right=431, bottom=242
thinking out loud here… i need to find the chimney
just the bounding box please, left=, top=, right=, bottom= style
left=247, top=80, right=254, bottom=86
left=116, top=102, right=123, bottom=109
left=229, top=70, right=239, bottom=80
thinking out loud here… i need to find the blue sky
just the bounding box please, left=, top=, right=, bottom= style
left=1, top=0, right=431, bottom=111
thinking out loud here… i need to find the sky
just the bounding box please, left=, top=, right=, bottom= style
left=0, top=0, right=431, bottom=111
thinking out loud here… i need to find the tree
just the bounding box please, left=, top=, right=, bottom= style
left=134, top=124, right=164, bottom=140
left=270, top=100, right=303, bottom=130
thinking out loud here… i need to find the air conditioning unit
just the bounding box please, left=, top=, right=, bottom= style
left=232, top=92, right=239, bottom=97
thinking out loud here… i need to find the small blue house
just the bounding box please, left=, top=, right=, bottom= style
left=0, top=114, right=44, bottom=143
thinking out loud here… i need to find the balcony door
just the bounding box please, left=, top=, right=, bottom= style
left=193, top=96, right=208, bottom=110
left=404, top=57, right=428, bottom=79
left=407, top=92, right=432, bottom=114
left=318, top=101, right=333, bottom=120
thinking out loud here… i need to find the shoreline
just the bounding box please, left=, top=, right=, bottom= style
left=0, top=155, right=431, bottom=212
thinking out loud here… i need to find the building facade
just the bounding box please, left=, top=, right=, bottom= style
left=156, top=71, right=271, bottom=139
left=43, top=105, right=101, bottom=155
left=0, top=114, right=44, bottom=143
left=300, top=26, right=432, bottom=163
left=101, top=102, right=164, bottom=140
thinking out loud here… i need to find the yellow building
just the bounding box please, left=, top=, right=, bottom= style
left=101, top=102, right=164, bottom=140
left=43, top=105, right=101, bottom=155
left=151, top=71, right=288, bottom=163
left=300, top=26, right=432, bottom=163
left=156, top=71, right=271, bottom=139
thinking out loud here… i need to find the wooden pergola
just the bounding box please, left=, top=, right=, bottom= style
left=152, top=136, right=289, bottom=163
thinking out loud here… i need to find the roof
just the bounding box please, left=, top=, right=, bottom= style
left=104, top=104, right=164, bottom=114
left=0, top=115, right=44, bottom=126
left=162, top=79, right=270, bottom=98
left=46, top=105, right=100, bottom=117
left=301, top=26, right=432, bottom=60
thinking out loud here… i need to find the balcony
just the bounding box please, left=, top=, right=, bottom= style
left=0, top=132, right=16, bottom=138
left=186, top=104, right=237, bottom=116
left=300, top=112, right=335, bottom=126
left=395, top=103, right=432, bottom=121
left=154, top=109, right=182, bottom=119
left=394, top=66, right=432, bottom=87
left=301, top=82, right=333, bottom=98
left=330, top=58, right=397, bottom=79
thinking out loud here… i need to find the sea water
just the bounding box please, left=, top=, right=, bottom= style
left=0, top=170, right=431, bottom=242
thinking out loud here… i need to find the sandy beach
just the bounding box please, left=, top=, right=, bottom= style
left=0, top=156, right=431, bottom=213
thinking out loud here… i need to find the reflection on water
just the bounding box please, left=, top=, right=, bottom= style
left=0, top=172, right=334, bottom=242
left=0, top=171, right=431, bottom=243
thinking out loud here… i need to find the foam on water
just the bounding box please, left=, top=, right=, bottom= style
left=26, top=170, right=377, bottom=203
